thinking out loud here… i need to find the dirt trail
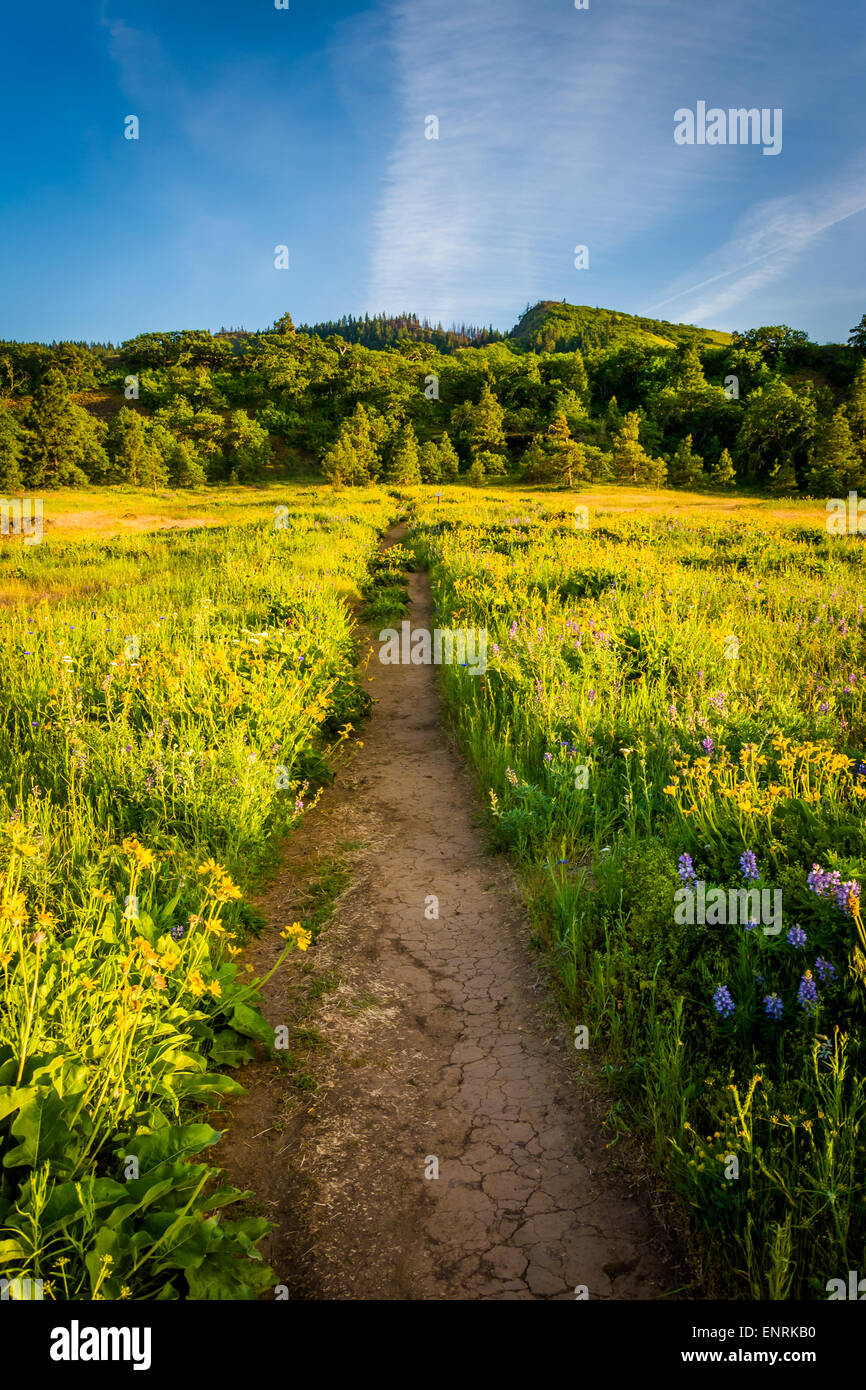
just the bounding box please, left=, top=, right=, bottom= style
left=218, top=524, right=678, bottom=1300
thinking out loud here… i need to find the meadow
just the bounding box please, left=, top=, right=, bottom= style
left=0, top=486, right=393, bottom=1299
left=408, top=486, right=866, bottom=1298
left=1, top=478, right=863, bottom=1301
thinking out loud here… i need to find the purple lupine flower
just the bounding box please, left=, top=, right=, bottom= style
left=678, top=853, right=697, bottom=886
left=739, top=850, right=759, bottom=882
left=170, top=924, right=185, bottom=942
left=807, top=863, right=861, bottom=917
left=764, top=993, right=783, bottom=1022
left=815, top=957, right=836, bottom=984
left=787, top=924, right=807, bottom=949
left=713, top=984, right=735, bottom=1019
left=701, top=736, right=714, bottom=757
left=798, top=970, right=819, bottom=1013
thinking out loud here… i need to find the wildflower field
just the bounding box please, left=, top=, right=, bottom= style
left=409, top=489, right=866, bottom=1299
left=2, top=479, right=863, bottom=1303
left=0, top=487, right=392, bottom=1299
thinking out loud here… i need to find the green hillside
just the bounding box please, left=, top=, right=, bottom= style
left=510, top=300, right=733, bottom=355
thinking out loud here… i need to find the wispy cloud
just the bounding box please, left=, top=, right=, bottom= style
left=368, top=0, right=780, bottom=324
left=647, top=161, right=866, bottom=326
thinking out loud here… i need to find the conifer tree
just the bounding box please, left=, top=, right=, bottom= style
left=107, top=407, right=148, bottom=486
left=805, top=408, right=862, bottom=494
left=469, top=382, right=506, bottom=459
left=438, top=432, right=460, bottom=481
left=386, top=421, right=421, bottom=484
left=20, top=369, right=108, bottom=486
left=612, top=412, right=666, bottom=485
left=419, top=440, right=441, bottom=483
left=710, top=447, right=736, bottom=490
left=0, top=408, right=24, bottom=492
left=669, top=433, right=705, bottom=488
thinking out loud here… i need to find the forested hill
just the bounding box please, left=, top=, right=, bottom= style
left=300, top=313, right=504, bottom=353
left=2, top=302, right=865, bottom=501
left=510, top=301, right=734, bottom=354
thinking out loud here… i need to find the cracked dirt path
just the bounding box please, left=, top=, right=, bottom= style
left=218, top=525, right=678, bottom=1301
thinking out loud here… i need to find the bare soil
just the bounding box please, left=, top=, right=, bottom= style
left=217, top=525, right=680, bottom=1300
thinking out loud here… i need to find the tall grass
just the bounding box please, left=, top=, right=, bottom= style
left=409, top=492, right=866, bottom=1299
left=0, top=490, right=394, bottom=1299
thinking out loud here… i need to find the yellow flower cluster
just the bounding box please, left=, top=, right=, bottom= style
left=197, top=858, right=242, bottom=902
left=280, top=921, right=312, bottom=951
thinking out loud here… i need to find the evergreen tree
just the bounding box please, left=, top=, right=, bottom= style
left=604, top=395, right=623, bottom=440
left=386, top=421, right=421, bottom=484
left=438, top=432, right=460, bottom=481
left=612, top=412, right=666, bottom=485
left=0, top=408, right=24, bottom=492
left=469, top=382, right=506, bottom=459
left=466, top=456, right=485, bottom=486
left=419, top=440, right=441, bottom=483
left=545, top=411, right=587, bottom=486
left=669, top=433, right=705, bottom=488
left=321, top=431, right=354, bottom=487
left=164, top=434, right=207, bottom=488
left=675, top=340, right=706, bottom=389
left=847, top=361, right=866, bottom=460
left=107, top=407, right=148, bottom=486
left=710, top=447, right=736, bottom=490
left=848, top=314, right=866, bottom=352
left=272, top=312, right=296, bottom=335
left=804, top=408, right=862, bottom=494
left=343, top=404, right=379, bottom=483
left=20, top=369, right=108, bottom=486
left=520, top=434, right=553, bottom=482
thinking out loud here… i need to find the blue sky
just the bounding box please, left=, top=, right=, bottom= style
left=1, top=0, right=864, bottom=345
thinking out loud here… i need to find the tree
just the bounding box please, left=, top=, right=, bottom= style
left=675, top=341, right=706, bottom=390
left=847, top=315, right=866, bottom=352
left=520, top=435, right=551, bottom=482
left=469, top=382, right=506, bottom=459
left=272, top=312, right=296, bottom=335
left=804, top=408, right=862, bottom=494
left=466, top=456, right=485, bottom=486
left=669, top=433, right=705, bottom=489
left=545, top=411, right=587, bottom=486
left=438, top=433, right=460, bottom=481
left=612, top=412, right=667, bottom=486
left=710, top=447, right=736, bottom=490
left=385, top=421, right=421, bottom=484
left=225, top=410, right=272, bottom=481
left=847, top=361, right=866, bottom=460
left=735, top=379, right=816, bottom=487
left=107, top=407, right=148, bottom=485
left=20, top=369, right=108, bottom=486
left=604, top=395, right=623, bottom=440
left=321, top=432, right=354, bottom=487
left=161, top=431, right=206, bottom=488
left=0, top=408, right=24, bottom=492
left=419, top=440, right=441, bottom=483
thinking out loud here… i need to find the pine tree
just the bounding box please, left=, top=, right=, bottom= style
left=676, top=340, right=706, bottom=389
left=612, top=412, right=652, bottom=483
left=669, top=434, right=705, bottom=488
left=343, top=404, right=379, bottom=483
left=165, top=435, right=207, bottom=488
left=386, top=422, right=421, bottom=484
left=0, top=408, right=24, bottom=492
left=419, top=441, right=441, bottom=483
left=321, top=432, right=354, bottom=487
left=805, top=408, right=862, bottom=494
left=438, top=433, right=460, bottom=481
left=469, top=382, right=506, bottom=459
left=545, top=411, right=586, bottom=486
left=520, top=434, right=551, bottom=482
left=20, top=369, right=108, bottom=486
left=107, top=407, right=148, bottom=486
left=710, top=447, right=736, bottom=490
left=604, top=395, right=623, bottom=440
left=466, top=456, right=485, bottom=486
left=847, top=361, right=866, bottom=461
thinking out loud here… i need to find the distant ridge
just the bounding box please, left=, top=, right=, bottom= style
left=508, top=301, right=733, bottom=354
